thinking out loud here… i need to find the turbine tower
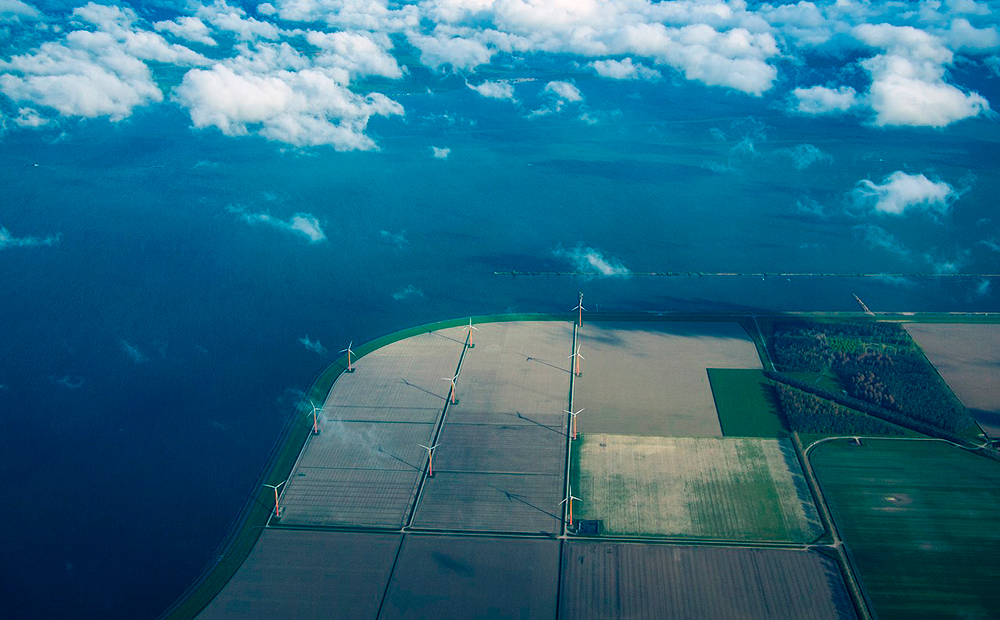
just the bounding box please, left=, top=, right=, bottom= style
left=308, top=400, right=322, bottom=435
left=561, top=486, right=582, bottom=528
left=565, top=407, right=584, bottom=440
left=419, top=443, right=440, bottom=477
left=462, top=318, right=479, bottom=348
left=262, top=480, right=286, bottom=518
left=442, top=373, right=459, bottom=405
left=574, top=292, right=585, bottom=326
left=569, top=349, right=584, bottom=377
left=340, top=341, right=356, bottom=373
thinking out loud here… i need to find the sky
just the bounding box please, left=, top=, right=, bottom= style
left=1, top=1, right=999, bottom=619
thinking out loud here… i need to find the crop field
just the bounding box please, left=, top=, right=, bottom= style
left=573, top=434, right=821, bottom=541
left=575, top=322, right=761, bottom=437
left=708, top=368, right=787, bottom=437
left=324, top=328, right=465, bottom=411
left=811, top=439, right=1000, bottom=620
left=411, top=471, right=563, bottom=534
left=905, top=323, right=1000, bottom=436
left=278, top=328, right=466, bottom=527
left=379, top=535, right=559, bottom=620
left=196, top=530, right=401, bottom=620
left=433, top=423, right=565, bottom=475
left=447, top=320, right=573, bottom=427
left=560, top=541, right=856, bottom=620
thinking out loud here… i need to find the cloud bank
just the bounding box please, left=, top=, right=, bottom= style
left=1, top=0, right=996, bottom=144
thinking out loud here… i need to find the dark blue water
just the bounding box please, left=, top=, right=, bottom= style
left=2, top=71, right=999, bottom=619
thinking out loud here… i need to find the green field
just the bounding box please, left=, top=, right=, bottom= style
left=811, top=439, right=1000, bottom=620
left=708, top=368, right=787, bottom=437
left=572, top=434, right=821, bottom=541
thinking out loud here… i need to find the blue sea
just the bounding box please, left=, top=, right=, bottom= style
left=3, top=62, right=1000, bottom=619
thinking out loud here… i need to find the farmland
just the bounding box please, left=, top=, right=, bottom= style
left=811, top=439, right=1000, bottom=620
left=278, top=328, right=465, bottom=527
left=380, top=535, right=559, bottom=620
left=572, top=434, right=821, bottom=541
left=708, top=368, right=786, bottom=437
left=575, top=322, right=761, bottom=437
left=905, top=323, right=1000, bottom=437
left=409, top=321, right=571, bottom=534
left=197, top=530, right=401, bottom=620
left=559, top=541, right=856, bottom=620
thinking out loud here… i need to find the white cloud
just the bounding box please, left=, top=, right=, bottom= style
left=0, top=225, right=60, bottom=249
left=392, top=284, right=423, bottom=300
left=299, top=335, right=328, bottom=355
left=590, top=57, right=661, bottom=80
left=974, top=279, right=991, bottom=298
left=304, top=30, right=402, bottom=79
left=196, top=1, right=280, bottom=42
left=0, top=3, right=207, bottom=122
left=13, top=107, right=50, bottom=127
left=120, top=339, right=149, bottom=363
left=430, top=145, right=449, bottom=159
left=154, top=16, right=218, bottom=47
left=780, top=143, right=832, bottom=170
left=0, top=0, right=40, bottom=23
left=174, top=61, right=404, bottom=150
left=854, top=23, right=990, bottom=127
left=407, top=30, right=493, bottom=71
left=467, top=79, right=515, bottom=100
left=554, top=245, right=630, bottom=277
left=544, top=81, right=582, bottom=103
left=791, top=85, right=858, bottom=115
left=853, top=171, right=956, bottom=216
left=227, top=205, right=327, bottom=241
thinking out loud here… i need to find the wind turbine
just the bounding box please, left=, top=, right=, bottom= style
left=569, top=348, right=584, bottom=377
left=308, top=400, right=322, bottom=435
left=573, top=292, right=585, bottom=326
left=442, top=372, right=459, bottom=405
left=461, top=318, right=479, bottom=348
left=419, top=443, right=440, bottom=477
left=262, top=480, right=287, bottom=518
left=561, top=486, right=582, bottom=528
left=340, top=341, right=356, bottom=373
left=565, top=407, right=584, bottom=440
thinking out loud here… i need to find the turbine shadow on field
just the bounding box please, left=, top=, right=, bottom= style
left=521, top=354, right=571, bottom=374
left=401, top=378, right=448, bottom=401
left=513, top=411, right=567, bottom=437
left=487, top=484, right=562, bottom=522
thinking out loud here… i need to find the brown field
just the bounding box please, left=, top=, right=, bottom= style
left=324, top=328, right=465, bottom=411
left=575, top=435, right=821, bottom=541
left=447, top=321, right=573, bottom=426
left=279, top=327, right=465, bottom=527
left=411, top=472, right=563, bottom=534
left=380, top=535, right=559, bottom=620
left=408, top=321, right=571, bottom=534
left=559, top=541, right=856, bottom=620
left=575, top=322, right=762, bottom=437
left=196, top=530, right=400, bottom=620
left=905, top=323, right=1000, bottom=436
